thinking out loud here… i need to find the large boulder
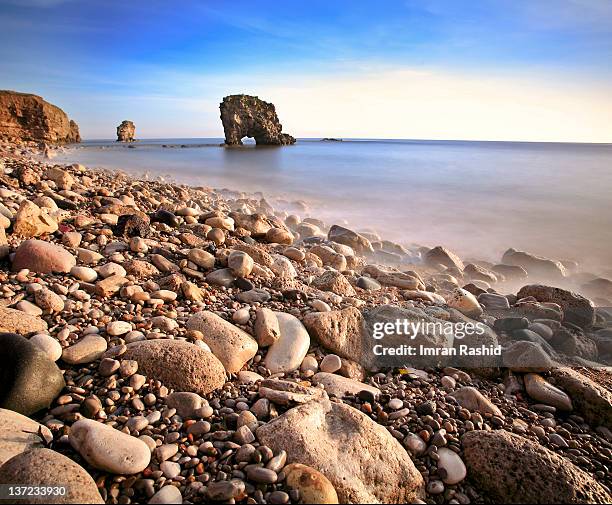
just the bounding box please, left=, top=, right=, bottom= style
left=0, top=408, right=47, bottom=465
left=13, top=200, right=58, bottom=238
left=424, top=245, right=465, bottom=270
left=116, top=120, right=135, bottom=142
left=502, top=248, right=567, bottom=279
left=0, top=306, right=47, bottom=335
left=303, top=307, right=368, bottom=364
left=517, top=284, right=595, bottom=328
left=0, top=448, right=103, bottom=503
left=220, top=95, right=295, bottom=146
left=0, top=333, right=65, bottom=415
left=462, top=430, right=611, bottom=503
left=327, top=225, right=373, bottom=254
left=311, top=270, right=356, bottom=296
left=12, top=239, right=76, bottom=273
left=256, top=398, right=425, bottom=503
left=185, top=311, right=258, bottom=373
left=123, top=340, right=226, bottom=395
left=0, top=90, right=80, bottom=143
left=549, top=368, right=612, bottom=426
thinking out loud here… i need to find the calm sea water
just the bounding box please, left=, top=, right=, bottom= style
left=54, top=138, right=612, bottom=272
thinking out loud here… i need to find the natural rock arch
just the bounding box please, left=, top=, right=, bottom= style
left=219, top=95, right=295, bottom=146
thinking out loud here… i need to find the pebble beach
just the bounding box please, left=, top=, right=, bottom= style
left=1, top=139, right=611, bottom=505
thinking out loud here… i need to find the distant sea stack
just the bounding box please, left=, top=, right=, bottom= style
left=220, top=95, right=295, bottom=146
left=0, top=90, right=80, bottom=144
left=116, top=120, right=136, bottom=142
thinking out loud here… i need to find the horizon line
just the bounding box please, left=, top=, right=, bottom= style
left=76, top=136, right=612, bottom=146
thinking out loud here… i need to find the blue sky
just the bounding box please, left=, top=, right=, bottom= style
left=1, top=0, right=611, bottom=141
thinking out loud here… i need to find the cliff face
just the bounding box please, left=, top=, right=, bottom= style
left=117, top=120, right=135, bottom=142
left=220, top=95, right=295, bottom=146
left=0, top=90, right=80, bottom=144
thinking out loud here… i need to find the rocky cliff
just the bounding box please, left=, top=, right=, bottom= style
left=220, top=95, right=295, bottom=146
left=116, top=120, right=135, bottom=142
left=0, top=90, right=80, bottom=144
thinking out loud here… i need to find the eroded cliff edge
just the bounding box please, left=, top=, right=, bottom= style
left=0, top=90, right=80, bottom=144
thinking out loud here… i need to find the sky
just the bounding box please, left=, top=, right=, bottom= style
left=1, top=0, right=611, bottom=142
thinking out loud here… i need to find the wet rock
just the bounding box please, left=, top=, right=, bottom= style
left=462, top=430, right=611, bottom=503
left=492, top=263, right=529, bottom=280
left=0, top=333, right=65, bottom=415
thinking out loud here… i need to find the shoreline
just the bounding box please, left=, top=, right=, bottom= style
left=0, top=138, right=611, bottom=503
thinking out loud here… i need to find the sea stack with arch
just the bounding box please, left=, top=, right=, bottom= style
left=219, top=94, right=296, bottom=146
left=116, top=120, right=136, bottom=142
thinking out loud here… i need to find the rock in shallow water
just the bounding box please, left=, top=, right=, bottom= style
left=69, top=418, right=151, bottom=474
left=0, top=333, right=65, bottom=415
left=0, top=448, right=103, bottom=504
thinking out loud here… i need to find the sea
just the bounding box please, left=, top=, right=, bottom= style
left=52, top=138, right=612, bottom=272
